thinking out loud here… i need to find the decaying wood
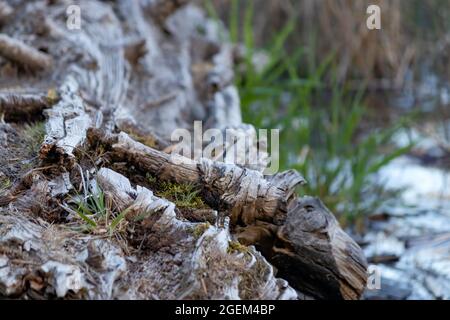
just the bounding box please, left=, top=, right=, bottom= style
left=40, top=76, right=91, bottom=164
left=0, top=34, right=52, bottom=71
left=94, top=168, right=298, bottom=299
left=272, top=198, right=368, bottom=300
left=88, top=129, right=302, bottom=225
left=0, top=210, right=126, bottom=299
left=88, top=129, right=368, bottom=299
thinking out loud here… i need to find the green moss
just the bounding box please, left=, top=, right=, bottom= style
left=156, top=180, right=205, bottom=209
left=127, top=130, right=157, bottom=148
left=227, top=240, right=249, bottom=254
left=47, top=88, right=60, bottom=104
left=146, top=173, right=157, bottom=185
left=192, top=222, right=211, bottom=239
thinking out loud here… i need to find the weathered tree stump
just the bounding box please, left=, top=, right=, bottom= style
left=0, top=0, right=367, bottom=300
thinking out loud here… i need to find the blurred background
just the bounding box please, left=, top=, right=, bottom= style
left=201, top=0, right=450, bottom=299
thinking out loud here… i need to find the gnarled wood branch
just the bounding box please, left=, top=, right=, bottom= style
left=88, top=129, right=304, bottom=226
left=0, top=91, right=53, bottom=121
left=87, top=129, right=368, bottom=299
left=40, top=76, right=91, bottom=164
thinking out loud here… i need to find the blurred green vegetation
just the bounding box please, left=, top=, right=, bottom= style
left=204, top=0, right=415, bottom=230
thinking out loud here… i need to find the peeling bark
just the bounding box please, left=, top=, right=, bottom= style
left=88, top=129, right=302, bottom=225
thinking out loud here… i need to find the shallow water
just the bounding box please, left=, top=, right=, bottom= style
left=363, top=153, right=450, bottom=299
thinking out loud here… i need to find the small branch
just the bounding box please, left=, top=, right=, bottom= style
left=0, top=92, right=52, bottom=121
left=40, top=76, right=91, bottom=164
left=0, top=34, right=52, bottom=71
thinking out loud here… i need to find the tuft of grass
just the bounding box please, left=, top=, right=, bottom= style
left=227, top=240, right=249, bottom=255
left=23, top=121, right=46, bottom=155
left=62, top=168, right=129, bottom=236
left=156, top=181, right=205, bottom=209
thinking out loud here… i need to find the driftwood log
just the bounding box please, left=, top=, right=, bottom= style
left=0, top=0, right=367, bottom=300
left=87, top=129, right=367, bottom=299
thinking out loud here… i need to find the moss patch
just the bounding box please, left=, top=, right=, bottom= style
left=227, top=240, right=249, bottom=255
left=125, top=130, right=157, bottom=149
left=147, top=174, right=206, bottom=209
left=192, top=222, right=211, bottom=239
